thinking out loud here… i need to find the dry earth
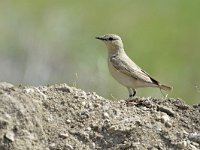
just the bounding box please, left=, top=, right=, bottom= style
left=0, top=82, right=199, bottom=150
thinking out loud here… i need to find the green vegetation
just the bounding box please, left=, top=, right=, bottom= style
left=0, top=0, right=199, bottom=104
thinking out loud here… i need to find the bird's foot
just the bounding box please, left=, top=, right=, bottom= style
left=125, top=96, right=137, bottom=103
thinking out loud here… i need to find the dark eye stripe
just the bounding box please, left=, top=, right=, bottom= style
left=106, top=37, right=117, bottom=41
left=108, top=37, right=113, bottom=41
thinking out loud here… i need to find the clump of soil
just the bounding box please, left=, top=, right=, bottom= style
left=0, top=82, right=199, bottom=150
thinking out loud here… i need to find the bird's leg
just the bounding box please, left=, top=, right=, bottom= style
left=132, top=89, right=136, bottom=97
left=126, top=88, right=137, bottom=103
left=127, top=88, right=133, bottom=98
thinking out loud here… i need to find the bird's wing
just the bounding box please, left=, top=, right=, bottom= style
left=110, top=55, right=159, bottom=85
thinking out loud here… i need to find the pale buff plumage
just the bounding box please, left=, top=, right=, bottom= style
left=96, top=34, right=172, bottom=98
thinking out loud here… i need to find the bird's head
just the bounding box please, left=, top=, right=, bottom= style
left=96, top=34, right=124, bottom=53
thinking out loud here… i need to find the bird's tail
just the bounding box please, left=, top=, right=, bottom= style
left=159, top=84, right=173, bottom=91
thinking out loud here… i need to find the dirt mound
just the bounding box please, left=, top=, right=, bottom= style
left=0, top=82, right=199, bottom=150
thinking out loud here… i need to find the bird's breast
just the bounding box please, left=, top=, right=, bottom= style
left=107, top=59, right=137, bottom=88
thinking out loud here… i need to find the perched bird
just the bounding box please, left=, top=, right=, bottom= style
left=96, top=34, right=172, bottom=98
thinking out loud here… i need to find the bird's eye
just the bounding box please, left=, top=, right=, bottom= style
left=108, top=37, right=114, bottom=41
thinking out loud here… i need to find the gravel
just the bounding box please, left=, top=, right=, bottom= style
left=0, top=82, right=199, bottom=150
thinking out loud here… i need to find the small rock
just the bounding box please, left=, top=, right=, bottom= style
left=90, top=142, right=95, bottom=149
left=5, top=130, right=15, bottom=142
left=109, top=125, right=117, bottom=131
left=112, top=109, right=119, bottom=115
left=161, top=113, right=170, bottom=123
left=81, top=101, right=86, bottom=106
left=80, top=111, right=89, bottom=119
left=66, top=119, right=71, bottom=124
left=165, top=122, right=172, bottom=128
left=79, top=131, right=90, bottom=141
left=175, top=141, right=187, bottom=149
left=189, top=144, right=198, bottom=150
left=160, top=113, right=172, bottom=128
left=93, top=103, right=101, bottom=108
left=56, top=84, right=73, bottom=93
left=182, top=130, right=189, bottom=136
left=85, top=127, right=91, bottom=131
left=148, top=147, right=159, bottom=150
left=142, top=99, right=153, bottom=107
left=65, top=143, right=73, bottom=150
left=80, top=91, right=87, bottom=99
left=190, top=141, right=199, bottom=147
left=0, top=82, right=14, bottom=89
left=131, top=142, right=141, bottom=149
left=34, top=88, right=47, bottom=100
left=158, top=106, right=175, bottom=117
left=59, top=133, right=69, bottom=139
left=23, top=88, right=35, bottom=93
left=103, top=119, right=111, bottom=128
left=88, top=102, right=93, bottom=109
left=74, top=95, right=79, bottom=99
left=103, top=112, right=109, bottom=119
left=49, top=143, right=56, bottom=148
left=23, top=130, right=35, bottom=140
left=102, top=103, right=111, bottom=111
left=118, top=142, right=132, bottom=149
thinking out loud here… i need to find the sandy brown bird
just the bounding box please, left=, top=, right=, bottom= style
left=96, top=34, right=172, bottom=98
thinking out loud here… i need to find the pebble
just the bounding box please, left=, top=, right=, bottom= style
left=90, top=142, right=95, bottom=149
left=158, top=106, right=175, bottom=117
left=23, top=88, right=35, bottom=93
left=80, top=111, right=89, bottom=119
left=59, top=133, right=69, bottom=139
left=102, top=104, right=111, bottom=111
left=182, top=130, right=189, bottom=136
left=56, top=84, right=73, bottom=93
left=118, top=142, right=132, bottom=149
left=149, top=147, right=159, bottom=150
left=80, top=131, right=90, bottom=140
left=49, top=143, right=56, bottom=148
left=85, top=127, right=91, bottom=131
left=165, top=122, right=172, bottom=128
left=109, top=125, right=117, bottom=131
left=66, top=119, right=71, bottom=124
left=88, top=102, right=93, bottom=109
left=161, top=113, right=170, bottom=123
left=74, top=95, right=79, bottom=99
left=103, top=112, right=109, bottom=119
left=80, top=91, right=87, bottom=99
left=0, top=82, right=14, bottom=89
left=81, top=101, right=86, bottom=106
left=142, top=99, right=152, bottom=107
left=160, top=113, right=172, bottom=127
left=65, top=86, right=73, bottom=93
left=175, top=141, right=187, bottom=149
left=34, top=88, right=47, bottom=100
left=5, top=130, right=15, bottom=142
left=189, top=144, right=198, bottom=150
left=65, top=143, right=73, bottom=150
left=93, top=103, right=101, bottom=108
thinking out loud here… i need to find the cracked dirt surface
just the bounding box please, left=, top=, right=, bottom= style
left=0, top=82, right=199, bottom=150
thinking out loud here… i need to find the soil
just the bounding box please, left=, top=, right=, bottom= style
left=0, top=82, right=199, bottom=150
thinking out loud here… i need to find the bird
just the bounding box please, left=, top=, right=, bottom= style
left=95, top=34, right=172, bottom=98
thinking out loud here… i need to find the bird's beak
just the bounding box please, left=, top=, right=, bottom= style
left=95, top=36, right=105, bottom=41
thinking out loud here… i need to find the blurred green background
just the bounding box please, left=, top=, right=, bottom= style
left=0, top=0, right=200, bottom=104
